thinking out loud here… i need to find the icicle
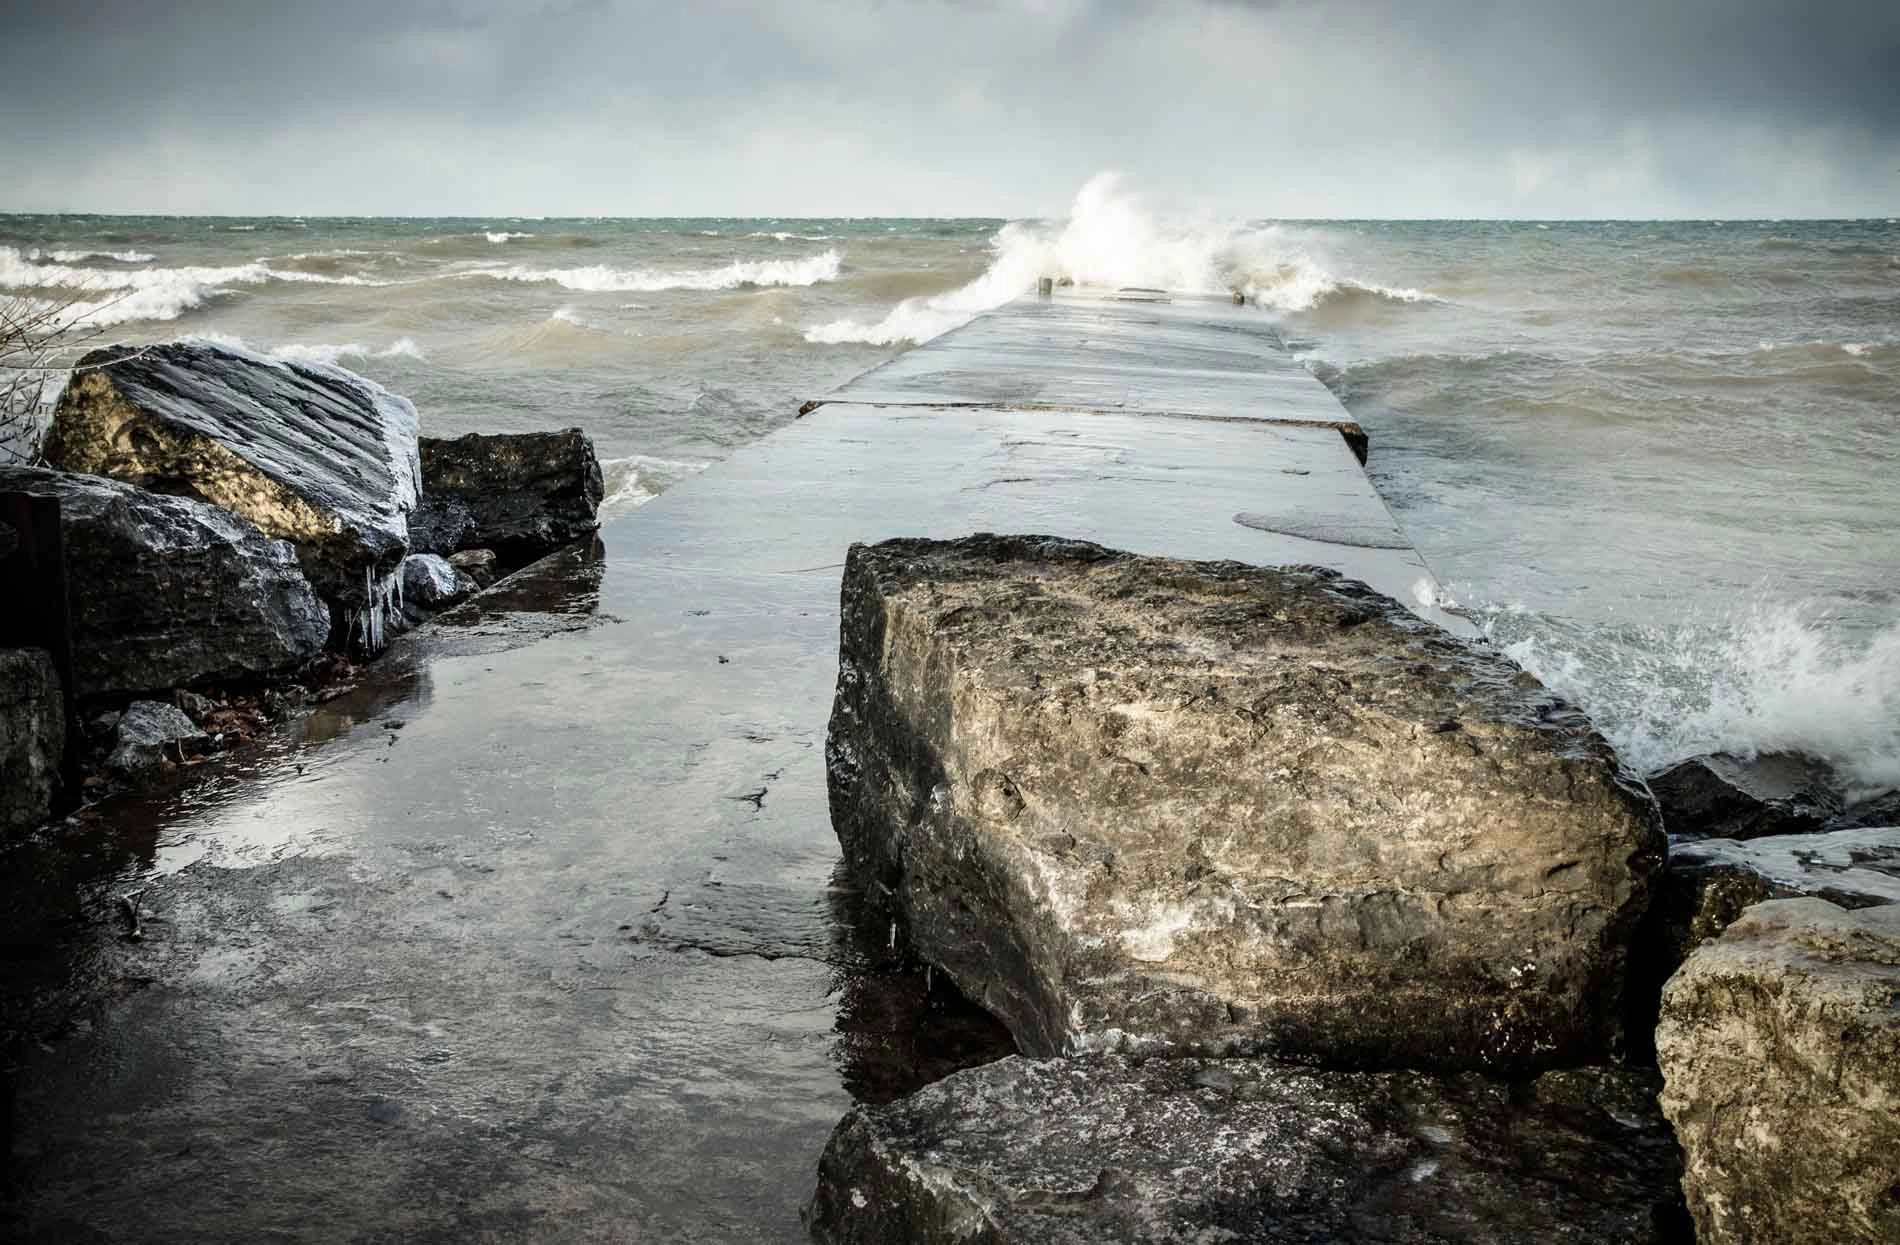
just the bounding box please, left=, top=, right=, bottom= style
left=349, top=563, right=405, bottom=654
left=888, top=920, right=896, bottom=950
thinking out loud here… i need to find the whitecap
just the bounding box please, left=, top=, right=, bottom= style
left=486, top=231, right=533, bottom=244
left=33, top=248, right=157, bottom=264
left=469, top=250, right=843, bottom=293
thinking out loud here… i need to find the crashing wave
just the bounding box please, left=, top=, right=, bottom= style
left=1492, top=596, right=1900, bottom=794
left=806, top=172, right=1441, bottom=346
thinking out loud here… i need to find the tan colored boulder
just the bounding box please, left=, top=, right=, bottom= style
left=1657, top=898, right=1900, bottom=1244
left=826, top=535, right=1664, bottom=1072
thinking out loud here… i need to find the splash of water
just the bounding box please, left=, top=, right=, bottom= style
left=1494, top=595, right=1900, bottom=794
left=806, top=172, right=1437, bottom=345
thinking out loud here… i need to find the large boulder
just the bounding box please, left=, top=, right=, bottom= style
left=1657, top=899, right=1900, bottom=1244
left=1, top=648, right=64, bottom=832
left=43, top=341, right=420, bottom=637
left=0, top=467, right=329, bottom=697
left=1646, top=752, right=1841, bottom=840
left=806, top=1055, right=1689, bottom=1244
left=409, top=429, right=602, bottom=568
left=826, top=535, right=1663, bottom=1072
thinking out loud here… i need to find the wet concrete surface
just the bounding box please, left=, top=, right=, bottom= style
left=2, top=292, right=1462, bottom=1241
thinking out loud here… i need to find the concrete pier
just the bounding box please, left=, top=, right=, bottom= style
left=1, top=290, right=1463, bottom=1240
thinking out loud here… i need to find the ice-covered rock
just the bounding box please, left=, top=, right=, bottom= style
left=806, top=1055, right=1689, bottom=1244
left=1, top=648, right=64, bottom=833
left=826, top=535, right=1663, bottom=1072
left=106, top=700, right=206, bottom=774
left=0, top=467, right=329, bottom=696
left=1646, top=752, right=1841, bottom=840
left=398, top=552, right=477, bottom=626
left=410, top=429, right=602, bottom=568
left=43, top=341, right=420, bottom=625
left=1658, top=898, right=1900, bottom=1244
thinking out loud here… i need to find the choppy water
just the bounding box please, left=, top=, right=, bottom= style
left=3, top=177, right=1896, bottom=790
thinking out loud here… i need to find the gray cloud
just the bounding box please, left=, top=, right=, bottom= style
left=1, top=0, right=1895, bottom=216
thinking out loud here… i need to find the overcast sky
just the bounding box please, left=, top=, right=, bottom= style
left=2, top=0, right=1896, bottom=218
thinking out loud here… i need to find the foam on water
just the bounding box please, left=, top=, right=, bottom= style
left=472, top=251, right=843, bottom=293
left=806, top=173, right=1438, bottom=345
left=31, top=248, right=157, bottom=263
left=1491, top=596, right=1900, bottom=794
left=599, top=454, right=710, bottom=515
left=0, top=246, right=401, bottom=326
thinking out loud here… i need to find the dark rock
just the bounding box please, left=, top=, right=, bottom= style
left=0, top=466, right=330, bottom=697
left=446, top=547, right=498, bottom=587
left=1, top=648, right=64, bottom=833
left=1832, top=788, right=1900, bottom=830
left=410, top=429, right=602, bottom=567
left=106, top=700, right=206, bottom=774
left=805, top=1055, right=1689, bottom=1244
left=826, top=535, right=1663, bottom=1072
left=1658, top=899, right=1900, bottom=1244
left=398, top=553, right=478, bottom=625
left=1646, top=752, right=1842, bottom=840
left=42, top=341, right=421, bottom=635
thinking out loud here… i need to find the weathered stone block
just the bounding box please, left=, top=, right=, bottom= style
left=826, top=535, right=1663, bottom=1071
left=43, top=341, right=420, bottom=619
left=0, top=467, right=329, bottom=697
left=1657, top=898, right=1900, bottom=1244
left=409, top=429, right=602, bottom=568
left=0, top=647, right=64, bottom=833
left=805, top=1055, right=1689, bottom=1244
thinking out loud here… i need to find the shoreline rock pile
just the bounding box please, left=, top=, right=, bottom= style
left=810, top=534, right=1899, bottom=1244
left=0, top=340, right=602, bottom=834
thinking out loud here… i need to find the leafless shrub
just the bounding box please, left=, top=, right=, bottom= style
left=0, top=291, right=123, bottom=465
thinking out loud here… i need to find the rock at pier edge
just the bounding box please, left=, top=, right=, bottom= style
left=805, top=1055, right=1689, bottom=1244
left=0, top=465, right=330, bottom=696
left=825, top=534, right=1663, bottom=1073
left=42, top=340, right=420, bottom=622
left=1657, top=898, right=1900, bottom=1245
left=408, top=428, right=604, bottom=569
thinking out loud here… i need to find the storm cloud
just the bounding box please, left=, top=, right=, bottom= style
left=1, top=0, right=1895, bottom=216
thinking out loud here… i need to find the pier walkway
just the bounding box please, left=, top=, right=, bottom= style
left=4, top=290, right=1461, bottom=1241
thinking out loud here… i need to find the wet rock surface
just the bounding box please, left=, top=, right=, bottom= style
left=43, top=341, right=421, bottom=613
left=806, top=1055, right=1689, bottom=1244
left=0, top=466, right=329, bottom=697
left=398, top=553, right=478, bottom=625
left=1657, top=898, right=1900, bottom=1245
left=1646, top=752, right=1842, bottom=840
left=106, top=700, right=207, bottom=774
left=410, top=429, right=602, bottom=568
left=1626, top=826, right=1900, bottom=1055
left=827, top=535, right=1662, bottom=1071
left=0, top=647, right=64, bottom=833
